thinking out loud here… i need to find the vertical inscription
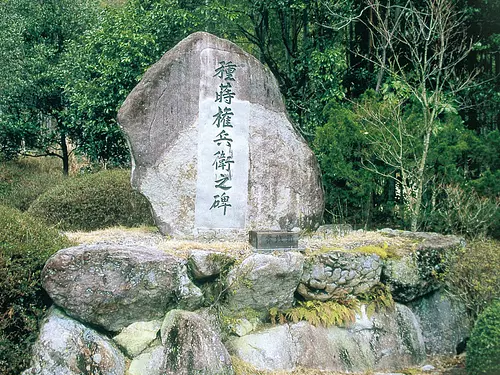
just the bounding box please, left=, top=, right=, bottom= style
left=195, top=52, right=249, bottom=229
left=209, top=61, right=237, bottom=216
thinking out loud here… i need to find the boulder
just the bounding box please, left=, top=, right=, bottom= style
left=113, top=320, right=162, bottom=358
left=187, top=250, right=235, bottom=280
left=408, top=290, right=471, bottom=355
left=225, top=252, right=304, bottom=313
left=21, top=308, right=125, bottom=375
left=118, top=31, right=323, bottom=239
left=128, top=310, right=234, bottom=375
left=380, top=230, right=463, bottom=302
left=127, top=346, right=165, bottom=375
left=298, top=251, right=382, bottom=301
left=228, top=304, right=425, bottom=372
left=42, top=244, right=203, bottom=331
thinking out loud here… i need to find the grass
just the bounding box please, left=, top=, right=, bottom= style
left=301, top=230, right=415, bottom=258
left=64, top=226, right=252, bottom=259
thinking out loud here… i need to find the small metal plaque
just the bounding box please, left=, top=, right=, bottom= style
left=249, top=231, right=299, bottom=251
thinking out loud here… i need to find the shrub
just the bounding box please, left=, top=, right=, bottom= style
left=432, top=184, right=499, bottom=240
left=0, top=205, right=74, bottom=374
left=0, top=157, right=64, bottom=211
left=466, top=299, right=500, bottom=375
left=28, top=169, right=154, bottom=231
left=445, top=239, right=500, bottom=320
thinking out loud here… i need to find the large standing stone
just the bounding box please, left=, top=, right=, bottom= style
left=118, top=31, right=323, bottom=239
left=42, top=245, right=203, bottom=332
left=228, top=304, right=425, bottom=373
left=22, top=308, right=126, bottom=375
left=225, top=252, right=304, bottom=314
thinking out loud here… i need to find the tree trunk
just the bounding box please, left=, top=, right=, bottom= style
left=411, top=129, right=432, bottom=231
left=61, top=133, right=69, bottom=176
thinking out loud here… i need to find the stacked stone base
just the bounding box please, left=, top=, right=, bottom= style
left=23, top=230, right=469, bottom=375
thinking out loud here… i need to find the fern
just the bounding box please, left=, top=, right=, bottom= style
left=270, top=299, right=359, bottom=328
left=359, top=282, right=395, bottom=317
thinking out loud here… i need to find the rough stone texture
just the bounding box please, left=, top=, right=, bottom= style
left=225, top=252, right=304, bottom=313
left=228, top=304, right=425, bottom=373
left=408, top=290, right=471, bottom=355
left=127, top=346, right=166, bottom=375
left=298, top=251, right=382, bottom=301
left=118, top=31, right=323, bottom=239
left=187, top=250, right=235, bottom=280
left=42, top=244, right=203, bottom=331
left=378, top=229, right=465, bottom=249
left=21, top=308, right=125, bottom=375
left=113, top=320, right=162, bottom=358
left=129, top=310, right=234, bottom=375
left=380, top=230, right=464, bottom=303
left=315, top=224, right=354, bottom=237
left=227, top=317, right=261, bottom=337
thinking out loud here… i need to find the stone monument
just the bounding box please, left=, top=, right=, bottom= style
left=118, top=32, right=323, bottom=239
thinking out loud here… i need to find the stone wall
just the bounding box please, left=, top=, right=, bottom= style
left=23, top=229, right=468, bottom=374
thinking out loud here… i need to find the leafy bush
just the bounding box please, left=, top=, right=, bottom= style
left=445, top=239, right=500, bottom=320
left=0, top=205, right=74, bottom=374
left=466, top=299, right=500, bottom=375
left=28, top=169, right=154, bottom=231
left=0, top=157, right=64, bottom=211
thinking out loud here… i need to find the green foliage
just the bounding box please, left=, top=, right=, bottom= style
left=358, top=283, right=395, bottom=317
left=0, top=157, right=64, bottom=211
left=445, top=239, right=500, bottom=320
left=430, top=184, right=499, bottom=240
left=0, top=205, right=74, bottom=374
left=313, top=102, right=380, bottom=227
left=0, top=0, right=99, bottom=172
left=466, top=299, right=500, bottom=375
left=63, top=0, right=200, bottom=165
left=270, top=297, right=359, bottom=328
left=27, top=169, right=154, bottom=231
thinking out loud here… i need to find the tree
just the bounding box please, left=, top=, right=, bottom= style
left=62, top=0, right=201, bottom=166
left=0, top=0, right=99, bottom=174
left=351, top=0, right=477, bottom=231
left=202, top=0, right=348, bottom=138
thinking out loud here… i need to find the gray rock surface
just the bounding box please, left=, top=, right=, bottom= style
left=187, top=250, right=235, bottom=280
left=42, top=244, right=203, bottom=331
left=225, top=252, right=304, bottom=313
left=128, top=310, right=234, bottom=375
left=113, top=320, right=162, bottom=358
left=21, top=308, right=125, bottom=375
left=298, top=251, right=382, bottom=301
left=380, top=230, right=463, bottom=302
left=315, top=224, right=354, bottom=237
left=228, top=304, right=425, bottom=372
left=408, top=290, right=471, bottom=355
left=118, top=31, right=323, bottom=239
